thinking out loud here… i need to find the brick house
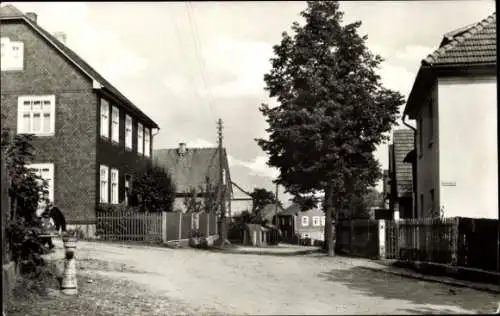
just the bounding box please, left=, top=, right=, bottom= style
left=0, top=5, right=159, bottom=235
left=277, top=203, right=325, bottom=244
left=387, top=129, right=415, bottom=219
left=402, top=12, right=497, bottom=219
left=153, top=143, right=232, bottom=216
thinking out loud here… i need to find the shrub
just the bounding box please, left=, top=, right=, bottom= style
left=130, top=166, right=176, bottom=212
left=2, top=132, right=48, bottom=274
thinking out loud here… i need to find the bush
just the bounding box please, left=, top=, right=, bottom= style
left=130, top=166, right=176, bottom=212
left=6, top=217, right=46, bottom=276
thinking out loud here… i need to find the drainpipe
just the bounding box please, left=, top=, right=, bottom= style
left=402, top=114, right=417, bottom=219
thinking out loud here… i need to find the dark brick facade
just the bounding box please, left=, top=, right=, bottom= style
left=1, top=19, right=155, bottom=224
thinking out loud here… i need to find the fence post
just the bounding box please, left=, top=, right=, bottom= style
left=378, top=220, right=386, bottom=260
left=162, top=212, right=167, bottom=243
left=178, top=212, right=182, bottom=240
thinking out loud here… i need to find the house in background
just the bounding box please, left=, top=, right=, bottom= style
left=278, top=204, right=325, bottom=244
left=403, top=12, right=497, bottom=219
left=0, top=5, right=158, bottom=237
left=230, top=182, right=253, bottom=218
left=153, top=143, right=232, bottom=216
left=387, top=129, right=415, bottom=219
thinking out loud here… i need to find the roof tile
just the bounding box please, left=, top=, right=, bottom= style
left=392, top=129, right=415, bottom=197
left=425, top=12, right=496, bottom=65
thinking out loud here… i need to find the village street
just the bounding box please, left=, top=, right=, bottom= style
left=12, top=240, right=496, bottom=316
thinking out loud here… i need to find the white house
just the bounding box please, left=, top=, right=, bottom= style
left=403, top=12, right=497, bottom=219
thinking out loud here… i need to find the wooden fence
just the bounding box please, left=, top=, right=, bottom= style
left=393, top=218, right=459, bottom=264
left=337, top=219, right=380, bottom=259
left=96, top=211, right=218, bottom=243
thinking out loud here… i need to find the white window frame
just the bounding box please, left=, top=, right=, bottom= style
left=321, top=216, right=325, bottom=226
left=110, top=168, right=119, bottom=204
left=1, top=37, right=24, bottom=71
left=100, top=99, right=109, bottom=138
left=17, top=95, right=56, bottom=136
left=125, top=115, right=133, bottom=150
left=301, top=216, right=309, bottom=226
left=27, top=163, right=55, bottom=203
left=137, top=122, right=144, bottom=155
left=312, top=216, right=320, bottom=226
left=111, top=106, right=119, bottom=143
left=100, top=165, right=109, bottom=203
left=124, top=176, right=131, bottom=205
left=144, top=127, right=151, bottom=157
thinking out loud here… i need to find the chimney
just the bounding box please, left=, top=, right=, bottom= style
left=178, top=142, right=187, bottom=155
left=25, top=12, right=37, bottom=24
left=54, top=32, right=67, bottom=44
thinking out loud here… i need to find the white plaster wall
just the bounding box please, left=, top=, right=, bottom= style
left=438, top=76, right=498, bottom=219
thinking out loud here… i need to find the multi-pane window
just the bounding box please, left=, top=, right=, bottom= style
left=301, top=216, right=309, bottom=226
left=144, top=127, right=151, bottom=157
left=100, top=99, right=109, bottom=138
left=110, top=168, right=119, bottom=204
left=137, top=122, right=143, bottom=155
left=124, top=175, right=131, bottom=205
left=312, top=216, right=320, bottom=226
left=100, top=165, right=109, bottom=203
left=125, top=115, right=132, bottom=150
left=321, top=216, right=325, bottom=226
left=27, top=163, right=55, bottom=204
left=111, top=106, right=119, bottom=143
left=17, top=95, right=56, bottom=135
left=1, top=37, right=24, bottom=71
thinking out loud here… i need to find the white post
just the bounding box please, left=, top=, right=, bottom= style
left=378, top=220, right=386, bottom=260
left=178, top=212, right=182, bottom=240
left=162, top=212, right=167, bottom=243
left=61, top=236, right=78, bottom=295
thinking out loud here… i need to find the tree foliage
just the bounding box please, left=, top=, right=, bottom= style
left=256, top=1, right=404, bottom=255
left=130, top=166, right=176, bottom=212
left=250, top=187, right=280, bottom=214
left=183, top=179, right=218, bottom=213
left=2, top=132, right=48, bottom=223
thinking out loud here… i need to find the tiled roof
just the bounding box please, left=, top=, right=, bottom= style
left=259, top=203, right=285, bottom=222
left=425, top=12, right=496, bottom=65
left=0, top=4, right=158, bottom=128
left=153, top=147, right=231, bottom=194
left=392, top=129, right=414, bottom=198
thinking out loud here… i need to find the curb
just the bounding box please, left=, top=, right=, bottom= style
left=358, top=265, right=500, bottom=294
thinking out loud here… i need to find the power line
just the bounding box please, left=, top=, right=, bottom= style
left=185, top=1, right=216, bottom=121
left=166, top=4, right=204, bottom=110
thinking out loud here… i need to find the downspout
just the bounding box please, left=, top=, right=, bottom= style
left=402, top=114, right=417, bottom=218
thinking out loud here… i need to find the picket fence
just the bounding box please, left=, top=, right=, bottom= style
left=95, top=211, right=218, bottom=243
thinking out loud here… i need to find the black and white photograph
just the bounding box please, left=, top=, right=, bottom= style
left=1, top=1, right=499, bottom=315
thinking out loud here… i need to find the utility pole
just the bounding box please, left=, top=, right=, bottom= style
left=216, top=118, right=228, bottom=246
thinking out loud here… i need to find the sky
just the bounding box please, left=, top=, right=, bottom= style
left=3, top=1, right=495, bottom=206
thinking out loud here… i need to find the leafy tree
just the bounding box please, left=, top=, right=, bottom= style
left=183, top=178, right=218, bottom=213
left=130, top=166, right=176, bottom=212
left=250, top=187, right=281, bottom=217
left=2, top=133, right=48, bottom=222
left=256, top=1, right=404, bottom=256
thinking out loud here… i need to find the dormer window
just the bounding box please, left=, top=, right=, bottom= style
left=1, top=37, right=24, bottom=71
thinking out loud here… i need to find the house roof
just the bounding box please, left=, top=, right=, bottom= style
left=403, top=12, right=496, bottom=119
left=425, top=13, right=496, bottom=66
left=259, top=203, right=285, bottom=222
left=153, top=147, right=232, bottom=194
left=0, top=4, right=158, bottom=129
left=392, top=129, right=414, bottom=198
left=280, top=203, right=323, bottom=216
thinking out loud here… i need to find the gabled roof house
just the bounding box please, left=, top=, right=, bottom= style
left=402, top=12, right=497, bottom=219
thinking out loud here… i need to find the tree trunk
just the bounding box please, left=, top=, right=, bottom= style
left=325, top=182, right=335, bottom=256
